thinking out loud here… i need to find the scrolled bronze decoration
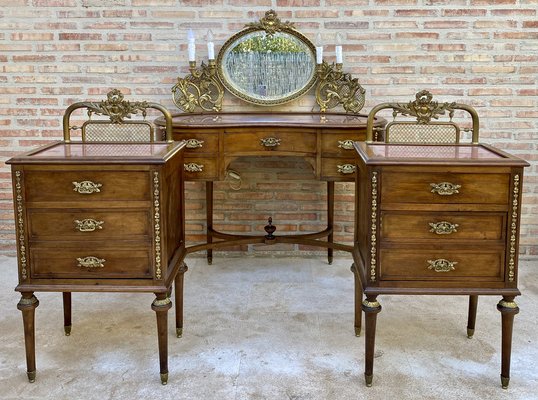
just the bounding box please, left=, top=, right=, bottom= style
left=429, top=221, right=459, bottom=235
left=427, top=258, right=457, bottom=273
left=337, top=164, right=356, bottom=174
left=245, top=9, right=295, bottom=35
left=77, top=256, right=105, bottom=269
left=185, top=138, right=204, bottom=149
left=78, top=89, right=150, bottom=124
left=337, top=140, right=355, bottom=150
left=73, top=180, right=102, bottom=194
left=184, top=163, right=204, bottom=173
left=430, top=182, right=461, bottom=196
left=260, top=137, right=281, bottom=147
left=390, top=90, right=457, bottom=124
left=74, top=218, right=104, bottom=232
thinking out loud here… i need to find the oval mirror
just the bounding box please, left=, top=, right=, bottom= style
left=216, top=12, right=317, bottom=105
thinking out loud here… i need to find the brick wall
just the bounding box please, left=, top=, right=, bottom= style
left=1, top=1, right=537, bottom=257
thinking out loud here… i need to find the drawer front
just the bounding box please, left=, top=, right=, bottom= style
left=381, top=172, right=509, bottom=205
left=30, top=247, right=152, bottom=279
left=24, top=170, right=150, bottom=202
left=321, top=157, right=357, bottom=180
left=27, top=209, right=151, bottom=241
left=380, top=212, right=505, bottom=241
left=173, top=132, right=218, bottom=154
left=183, top=157, right=218, bottom=181
left=321, top=132, right=362, bottom=156
left=224, top=130, right=316, bottom=153
left=379, top=248, right=503, bottom=281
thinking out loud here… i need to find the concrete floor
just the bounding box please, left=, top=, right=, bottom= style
left=0, top=254, right=537, bottom=400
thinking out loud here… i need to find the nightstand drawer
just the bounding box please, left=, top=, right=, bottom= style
left=24, top=170, right=150, bottom=203
left=380, top=212, right=505, bottom=242
left=379, top=248, right=504, bottom=281
left=224, top=130, right=316, bottom=154
left=27, top=209, right=151, bottom=241
left=381, top=172, right=509, bottom=205
left=30, top=247, right=153, bottom=279
left=321, top=158, right=357, bottom=180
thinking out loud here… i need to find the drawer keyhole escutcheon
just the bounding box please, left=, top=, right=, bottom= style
left=77, top=256, right=105, bottom=269
left=430, top=182, right=461, bottom=195
left=338, top=140, right=354, bottom=150
left=260, top=137, right=281, bottom=147
left=427, top=258, right=457, bottom=272
left=74, top=219, right=104, bottom=232
left=184, top=163, right=204, bottom=173
left=429, top=221, right=459, bottom=235
left=337, top=164, right=356, bottom=174
left=185, top=139, right=204, bottom=149
left=72, top=181, right=102, bottom=194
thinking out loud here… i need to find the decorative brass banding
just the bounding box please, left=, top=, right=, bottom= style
left=74, top=218, right=104, bottom=232
left=370, top=172, right=378, bottom=281
left=184, top=163, right=204, bottom=173
left=76, top=256, right=105, bottom=268
left=508, top=174, right=520, bottom=282
left=185, top=138, right=204, bottom=149
left=18, top=295, right=38, bottom=306
left=427, top=258, right=457, bottom=272
left=498, top=299, right=518, bottom=309
left=430, top=182, right=461, bottom=196
left=152, top=297, right=171, bottom=307
left=72, top=180, right=102, bottom=194
left=362, top=299, right=380, bottom=308
left=15, top=171, right=28, bottom=281
left=429, top=221, right=459, bottom=235
left=153, top=171, right=162, bottom=280
left=337, top=139, right=354, bottom=150
left=337, top=164, right=356, bottom=174
left=260, top=137, right=281, bottom=147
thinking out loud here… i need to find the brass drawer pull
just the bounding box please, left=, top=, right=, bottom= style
left=260, top=137, right=281, bottom=147
left=337, top=164, right=356, bottom=174
left=74, top=219, right=104, bottom=232
left=429, top=221, right=459, bottom=235
left=338, top=140, right=354, bottom=150
left=184, top=163, right=204, bottom=173
left=427, top=258, right=457, bottom=272
left=430, top=182, right=461, bottom=195
left=185, top=138, right=204, bottom=149
left=77, top=256, right=105, bottom=269
left=72, top=180, right=102, bottom=194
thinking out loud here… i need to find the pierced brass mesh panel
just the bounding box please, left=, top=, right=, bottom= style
left=386, top=122, right=459, bottom=144
left=82, top=121, right=154, bottom=142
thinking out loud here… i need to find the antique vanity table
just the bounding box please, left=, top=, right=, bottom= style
left=352, top=142, right=529, bottom=388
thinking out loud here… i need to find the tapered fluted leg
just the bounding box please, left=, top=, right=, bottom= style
left=350, top=263, right=362, bottom=336
left=206, top=181, right=213, bottom=265
left=362, top=296, right=382, bottom=387
left=175, top=262, right=188, bottom=338
left=62, top=292, right=72, bottom=336
left=497, top=297, right=519, bottom=389
left=17, top=292, right=39, bottom=383
left=152, top=293, right=172, bottom=385
left=467, top=295, right=478, bottom=338
left=327, top=181, right=334, bottom=265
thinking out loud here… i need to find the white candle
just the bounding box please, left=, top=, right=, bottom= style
left=315, top=32, right=323, bottom=64
left=187, top=29, right=196, bottom=62
left=207, top=29, right=215, bottom=60
left=335, top=32, right=343, bottom=64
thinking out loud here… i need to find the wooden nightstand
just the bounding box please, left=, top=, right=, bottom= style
left=352, top=142, right=529, bottom=388
left=7, top=141, right=186, bottom=384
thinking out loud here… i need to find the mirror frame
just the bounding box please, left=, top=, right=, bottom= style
left=216, top=11, right=317, bottom=106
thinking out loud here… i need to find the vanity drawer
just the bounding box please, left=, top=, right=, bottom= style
left=24, top=170, right=150, bottom=203
left=27, top=209, right=151, bottom=241
left=379, top=248, right=504, bottom=281
left=321, top=132, right=362, bottom=156
left=321, top=158, right=357, bottom=180
left=183, top=157, right=218, bottom=181
left=30, top=247, right=153, bottom=279
left=173, top=132, right=218, bottom=154
left=381, top=172, right=509, bottom=205
left=223, top=130, right=316, bottom=154
left=380, top=212, right=505, bottom=242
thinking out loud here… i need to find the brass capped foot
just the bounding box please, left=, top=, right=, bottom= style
left=207, top=257, right=212, bottom=265
left=160, top=372, right=168, bottom=385
left=27, top=370, right=36, bottom=383
left=328, top=256, right=333, bottom=265
left=354, top=326, right=361, bottom=337
left=64, top=325, right=72, bottom=336
left=501, top=375, right=510, bottom=389
left=467, top=328, right=474, bottom=339
left=176, top=328, right=183, bottom=338
left=365, top=373, right=373, bottom=387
